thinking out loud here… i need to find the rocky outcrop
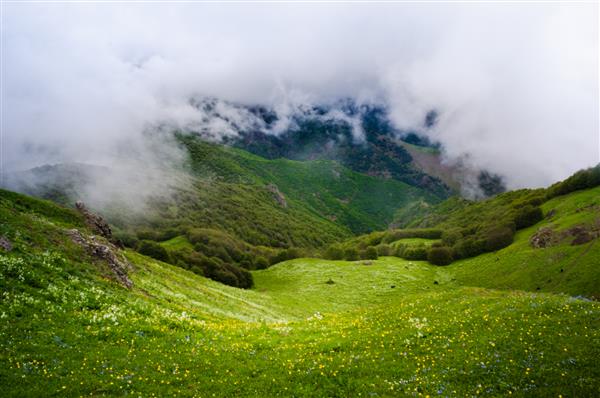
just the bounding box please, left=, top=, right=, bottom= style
left=75, top=201, right=113, bottom=241
left=530, top=223, right=600, bottom=248
left=568, top=226, right=595, bottom=246
left=67, top=229, right=133, bottom=288
left=0, top=236, right=12, bottom=252
left=530, top=227, right=557, bottom=248
left=266, top=184, right=287, bottom=208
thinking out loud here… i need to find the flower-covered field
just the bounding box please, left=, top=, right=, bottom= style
left=1, top=188, right=599, bottom=397
left=1, top=250, right=599, bottom=397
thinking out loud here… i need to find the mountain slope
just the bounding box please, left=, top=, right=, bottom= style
left=182, top=136, right=436, bottom=235
left=449, top=185, right=600, bottom=298
left=329, top=166, right=600, bottom=297
left=229, top=102, right=455, bottom=198
left=5, top=137, right=435, bottom=247
left=2, top=137, right=438, bottom=287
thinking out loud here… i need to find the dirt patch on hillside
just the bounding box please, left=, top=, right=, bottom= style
left=530, top=221, right=600, bottom=248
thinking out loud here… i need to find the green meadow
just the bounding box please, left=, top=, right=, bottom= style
left=1, top=175, right=599, bottom=397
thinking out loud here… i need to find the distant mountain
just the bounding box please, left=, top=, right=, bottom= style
left=183, top=98, right=505, bottom=199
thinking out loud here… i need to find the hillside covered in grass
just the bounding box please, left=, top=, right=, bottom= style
left=1, top=185, right=599, bottom=396
left=332, top=165, right=600, bottom=272
left=4, top=136, right=437, bottom=287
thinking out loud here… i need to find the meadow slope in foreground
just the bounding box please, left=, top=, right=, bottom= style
left=0, top=188, right=599, bottom=397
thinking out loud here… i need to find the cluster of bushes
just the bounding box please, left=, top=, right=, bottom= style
left=137, top=240, right=172, bottom=263
left=115, top=227, right=182, bottom=251
left=381, top=229, right=442, bottom=243
left=324, top=245, right=378, bottom=261
left=332, top=229, right=443, bottom=254
left=546, top=164, right=600, bottom=199
left=135, top=237, right=256, bottom=289
left=326, top=202, right=546, bottom=267
left=115, top=225, right=313, bottom=289
left=324, top=229, right=442, bottom=262
left=423, top=202, right=544, bottom=264
left=170, top=250, right=254, bottom=289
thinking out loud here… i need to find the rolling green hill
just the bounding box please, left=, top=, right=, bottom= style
left=1, top=185, right=599, bottom=396
left=334, top=165, right=600, bottom=271
left=3, top=136, right=436, bottom=287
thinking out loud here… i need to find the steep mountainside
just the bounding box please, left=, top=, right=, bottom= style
left=229, top=103, right=455, bottom=197
left=184, top=99, right=505, bottom=198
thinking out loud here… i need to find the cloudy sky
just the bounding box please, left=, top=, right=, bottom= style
left=2, top=2, right=598, bottom=188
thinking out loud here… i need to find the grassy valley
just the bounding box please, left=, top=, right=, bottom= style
left=1, top=178, right=599, bottom=396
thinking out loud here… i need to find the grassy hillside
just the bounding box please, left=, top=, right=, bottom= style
left=228, top=102, right=454, bottom=198
left=181, top=135, right=436, bottom=235
left=3, top=137, right=436, bottom=287
left=5, top=136, right=435, bottom=248
left=449, top=186, right=600, bottom=298
left=338, top=165, right=600, bottom=269
left=1, top=188, right=599, bottom=396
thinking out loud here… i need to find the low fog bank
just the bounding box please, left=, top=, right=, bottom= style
left=2, top=131, right=193, bottom=217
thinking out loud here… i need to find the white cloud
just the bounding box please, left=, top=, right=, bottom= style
left=2, top=2, right=598, bottom=189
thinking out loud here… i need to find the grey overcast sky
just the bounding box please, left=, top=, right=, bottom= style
left=2, top=2, right=598, bottom=188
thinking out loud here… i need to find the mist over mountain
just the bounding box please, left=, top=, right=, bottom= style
left=3, top=3, right=598, bottom=192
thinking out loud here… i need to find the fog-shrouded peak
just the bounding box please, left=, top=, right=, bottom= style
left=2, top=2, right=598, bottom=191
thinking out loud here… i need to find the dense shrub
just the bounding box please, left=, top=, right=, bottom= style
left=361, top=246, right=378, bottom=260
left=547, top=164, right=600, bottom=198
left=363, top=232, right=385, bottom=247
left=512, top=193, right=545, bottom=208
left=269, top=248, right=303, bottom=265
left=484, top=227, right=514, bottom=252
left=136, top=229, right=161, bottom=241
left=157, top=228, right=181, bottom=242
left=375, top=244, right=392, bottom=257
left=178, top=251, right=253, bottom=288
left=344, top=248, right=359, bottom=261
left=441, top=229, right=463, bottom=246
left=382, top=228, right=443, bottom=244
left=427, top=246, right=453, bottom=265
left=453, top=238, right=486, bottom=259
left=513, top=205, right=543, bottom=229
left=212, top=269, right=239, bottom=287
left=269, top=251, right=287, bottom=265
left=253, top=256, right=270, bottom=270
left=138, top=240, right=171, bottom=263
left=393, top=245, right=406, bottom=258
left=224, top=263, right=253, bottom=289
left=113, top=231, right=139, bottom=249
left=402, top=245, right=428, bottom=261
left=324, top=246, right=345, bottom=260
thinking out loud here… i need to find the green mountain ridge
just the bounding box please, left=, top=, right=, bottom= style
left=3, top=136, right=437, bottom=287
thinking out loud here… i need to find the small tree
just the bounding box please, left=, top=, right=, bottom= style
left=441, top=229, right=462, bottom=246
left=253, top=256, right=269, bottom=270
left=324, top=246, right=344, bottom=260
left=344, top=248, right=359, bottom=261
left=376, top=244, right=392, bottom=257
left=485, top=227, right=514, bottom=252
left=138, top=240, right=171, bottom=263
left=514, top=205, right=543, bottom=229
left=402, top=245, right=428, bottom=261
left=484, top=227, right=514, bottom=251
left=427, top=246, right=453, bottom=266
left=361, top=246, right=378, bottom=260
